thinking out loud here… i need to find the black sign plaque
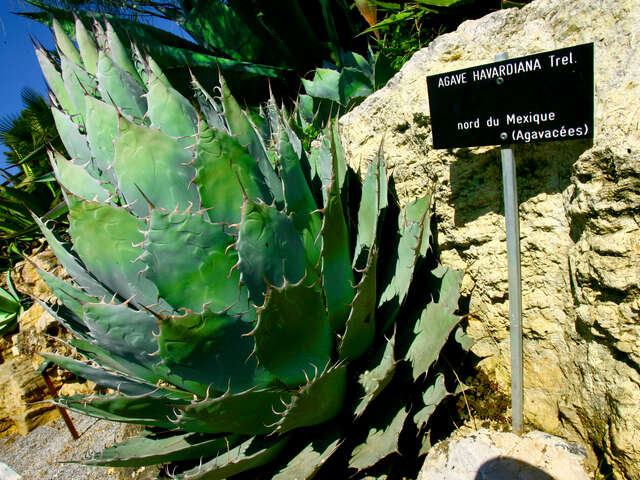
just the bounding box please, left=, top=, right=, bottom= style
left=426, top=43, right=594, bottom=149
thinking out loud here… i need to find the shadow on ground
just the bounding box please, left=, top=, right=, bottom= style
left=475, top=457, right=556, bottom=480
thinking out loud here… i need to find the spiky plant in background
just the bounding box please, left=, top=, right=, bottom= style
left=33, top=16, right=468, bottom=479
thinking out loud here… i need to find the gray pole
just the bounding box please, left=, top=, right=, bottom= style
left=495, top=51, right=524, bottom=435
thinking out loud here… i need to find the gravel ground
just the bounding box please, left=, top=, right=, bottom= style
left=0, top=413, right=160, bottom=480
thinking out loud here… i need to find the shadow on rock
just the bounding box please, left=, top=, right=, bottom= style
left=475, top=457, right=556, bottom=480
left=448, top=139, right=591, bottom=227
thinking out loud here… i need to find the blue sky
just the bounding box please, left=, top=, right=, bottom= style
left=0, top=0, right=53, bottom=170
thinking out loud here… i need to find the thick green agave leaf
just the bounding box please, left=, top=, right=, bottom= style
left=191, top=75, right=227, bottom=133
left=413, top=373, right=451, bottom=430
left=354, top=330, right=397, bottom=418
left=84, top=95, right=119, bottom=187
left=273, top=365, right=347, bottom=435
left=34, top=47, right=74, bottom=116
left=174, top=389, right=290, bottom=435
left=54, top=392, right=187, bottom=429
left=353, top=144, right=388, bottom=270
left=74, top=17, right=98, bottom=75
left=96, top=51, right=147, bottom=119
left=143, top=209, right=243, bottom=314
left=302, top=65, right=373, bottom=108
left=147, top=63, right=198, bottom=139
left=330, top=121, right=348, bottom=193
left=105, top=21, right=143, bottom=86
left=158, top=311, right=273, bottom=394
left=253, top=281, right=333, bottom=387
left=338, top=67, right=374, bottom=106
left=340, top=51, right=373, bottom=76
left=68, top=200, right=160, bottom=307
left=32, top=214, right=112, bottom=300
left=339, top=246, right=377, bottom=362
left=277, top=118, right=323, bottom=273
left=306, top=133, right=332, bottom=204
left=194, top=122, right=272, bottom=225
left=60, top=55, right=97, bottom=125
left=219, top=76, right=283, bottom=207
left=405, top=266, right=463, bottom=381
left=302, top=68, right=341, bottom=104
left=236, top=199, right=307, bottom=305
left=130, top=43, right=149, bottom=85
left=81, top=431, right=241, bottom=468
left=51, top=108, right=92, bottom=167
left=173, top=436, right=289, bottom=480
left=272, top=425, right=342, bottom=480
left=35, top=267, right=96, bottom=321
left=349, top=405, right=409, bottom=472
left=82, top=302, right=160, bottom=367
left=113, top=116, right=200, bottom=217
left=68, top=337, right=163, bottom=388
left=91, top=17, right=106, bottom=49
left=52, top=17, right=82, bottom=66
left=378, top=195, right=432, bottom=332
left=278, top=117, right=319, bottom=224
left=320, top=142, right=354, bottom=332
left=36, top=298, right=89, bottom=342
left=51, top=150, right=111, bottom=202
left=40, top=353, right=162, bottom=397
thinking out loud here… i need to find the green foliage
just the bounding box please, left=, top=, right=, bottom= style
left=366, top=0, right=534, bottom=71
left=296, top=49, right=394, bottom=134
left=22, top=0, right=371, bottom=105
left=0, top=272, right=24, bottom=336
left=0, top=88, right=66, bottom=268
left=34, top=22, right=467, bottom=479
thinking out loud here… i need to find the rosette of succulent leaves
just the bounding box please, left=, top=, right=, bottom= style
left=34, top=17, right=467, bottom=480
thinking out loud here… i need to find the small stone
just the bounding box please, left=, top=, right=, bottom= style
left=0, top=462, right=21, bottom=480
left=418, top=429, right=590, bottom=480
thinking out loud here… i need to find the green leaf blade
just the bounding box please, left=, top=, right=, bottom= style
left=82, top=432, right=241, bottom=468
left=253, top=282, right=333, bottom=387
left=158, top=311, right=272, bottom=394
left=113, top=117, right=200, bottom=217
left=406, top=266, right=463, bottom=381
left=236, top=200, right=307, bottom=306
left=143, top=209, right=242, bottom=314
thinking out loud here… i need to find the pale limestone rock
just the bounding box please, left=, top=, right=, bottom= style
left=0, top=462, right=21, bottom=480
left=12, top=247, right=68, bottom=303
left=0, top=356, right=57, bottom=436
left=418, top=429, right=590, bottom=480
left=0, top=248, right=94, bottom=437
left=339, top=0, right=640, bottom=478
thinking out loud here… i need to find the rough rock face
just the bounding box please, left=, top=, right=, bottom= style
left=418, top=429, right=590, bottom=480
left=339, top=0, right=640, bottom=478
left=0, top=249, right=93, bottom=436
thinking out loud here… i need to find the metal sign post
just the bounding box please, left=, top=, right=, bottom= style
left=495, top=52, right=524, bottom=435
left=426, top=43, right=594, bottom=436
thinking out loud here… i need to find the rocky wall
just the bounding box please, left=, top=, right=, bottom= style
left=339, top=0, right=640, bottom=478
left=0, top=249, right=93, bottom=436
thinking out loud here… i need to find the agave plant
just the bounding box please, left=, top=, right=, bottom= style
left=23, top=0, right=372, bottom=105
left=34, top=17, right=466, bottom=479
